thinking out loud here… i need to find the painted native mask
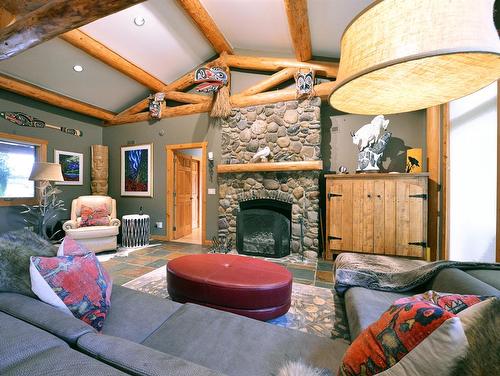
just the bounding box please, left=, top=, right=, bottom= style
left=194, top=67, right=228, bottom=93
left=295, top=69, right=315, bottom=98
left=149, top=92, right=165, bottom=119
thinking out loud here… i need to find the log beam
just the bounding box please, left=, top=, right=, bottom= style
left=164, top=91, right=210, bottom=104
left=107, top=81, right=336, bottom=125
left=238, top=68, right=296, bottom=96
left=107, top=102, right=211, bottom=125
left=60, top=29, right=166, bottom=92
left=283, top=0, right=312, bottom=61
left=0, top=0, right=146, bottom=61
left=223, top=54, right=338, bottom=78
left=176, top=0, right=233, bottom=54
left=0, top=74, right=115, bottom=121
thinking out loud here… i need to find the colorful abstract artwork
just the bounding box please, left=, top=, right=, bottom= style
left=54, top=150, right=83, bottom=185
left=121, top=144, right=153, bottom=197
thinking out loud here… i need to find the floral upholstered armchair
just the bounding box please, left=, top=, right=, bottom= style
left=63, top=195, right=121, bottom=253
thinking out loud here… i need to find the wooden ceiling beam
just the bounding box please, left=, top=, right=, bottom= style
left=176, top=0, right=233, bottom=54
left=0, top=74, right=115, bottom=121
left=60, top=29, right=166, bottom=92
left=283, top=0, right=312, bottom=61
left=117, top=56, right=223, bottom=117
left=223, top=54, right=338, bottom=78
left=231, top=80, right=336, bottom=108
left=107, top=80, right=336, bottom=125
left=238, top=67, right=296, bottom=96
left=106, top=102, right=211, bottom=126
left=164, top=91, right=210, bottom=104
left=0, top=0, right=146, bottom=61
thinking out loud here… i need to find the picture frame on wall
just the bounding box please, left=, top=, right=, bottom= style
left=121, top=143, right=153, bottom=197
left=54, top=150, right=83, bottom=185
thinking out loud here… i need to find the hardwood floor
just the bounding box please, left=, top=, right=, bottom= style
left=173, top=226, right=202, bottom=244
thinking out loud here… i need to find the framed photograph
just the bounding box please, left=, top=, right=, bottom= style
left=121, top=143, right=153, bottom=197
left=54, top=150, right=83, bottom=185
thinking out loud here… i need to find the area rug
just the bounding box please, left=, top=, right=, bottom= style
left=123, top=266, right=350, bottom=342
left=96, top=243, right=161, bottom=262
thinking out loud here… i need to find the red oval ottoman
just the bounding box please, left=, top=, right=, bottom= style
left=166, top=254, right=292, bottom=321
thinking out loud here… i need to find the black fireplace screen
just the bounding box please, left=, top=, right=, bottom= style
left=237, top=199, right=291, bottom=258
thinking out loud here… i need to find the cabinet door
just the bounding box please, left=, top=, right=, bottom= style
left=373, top=180, right=386, bottom=254
left=395, top=179, right=426, bottom=258
left=327, top=180, right=354, bottom=252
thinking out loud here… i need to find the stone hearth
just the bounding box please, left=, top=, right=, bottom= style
left=217, top=98, right=321, bottom=258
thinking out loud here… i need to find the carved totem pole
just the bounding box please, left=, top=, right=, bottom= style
left=91, top=145, right=109, bottom=195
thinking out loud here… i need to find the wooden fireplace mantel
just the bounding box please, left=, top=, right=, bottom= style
left=216, top=160, right=323, bottom=173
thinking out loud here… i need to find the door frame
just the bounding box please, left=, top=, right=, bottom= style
left=165, top=142, right=207, bottom=244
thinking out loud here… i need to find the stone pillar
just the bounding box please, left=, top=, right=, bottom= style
left=91, top=145, right=109, bottom=195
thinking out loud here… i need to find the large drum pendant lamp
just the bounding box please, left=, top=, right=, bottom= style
left=329, top=0, right=500, bottom=115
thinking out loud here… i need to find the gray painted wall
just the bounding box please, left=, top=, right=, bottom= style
left=102, top=113, right=221, bottom=239
left=321, top=106, right=427, bottom=173
left=0, top=90, right=103, bottom=233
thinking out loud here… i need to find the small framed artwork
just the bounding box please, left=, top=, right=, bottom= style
left=54, top=150, right=83, bottom=185
left=121, top=143, right=153, bottom=197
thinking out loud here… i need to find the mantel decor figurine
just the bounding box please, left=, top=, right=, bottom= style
left=351, top=115, right=391, bottom=172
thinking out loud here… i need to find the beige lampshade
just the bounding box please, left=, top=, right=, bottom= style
left=29, top=162, right=64, bottom=182
left=329, top=0, right=500, bottom=115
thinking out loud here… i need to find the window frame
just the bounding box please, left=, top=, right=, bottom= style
left=0, top=132, right=48, bottom=206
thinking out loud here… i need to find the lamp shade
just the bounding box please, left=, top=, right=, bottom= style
left=29, top=162, right=64, bottom=182
left=329, top=0, right=500, bottom=115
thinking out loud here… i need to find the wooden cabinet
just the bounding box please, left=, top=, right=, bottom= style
left=325, top=173, right=428, bottom=259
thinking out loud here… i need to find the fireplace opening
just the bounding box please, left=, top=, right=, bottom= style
left=236, top=199, right=291, bottom=258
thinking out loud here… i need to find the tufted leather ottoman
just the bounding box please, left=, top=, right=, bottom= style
left=167, top=254, right=292, bottom=321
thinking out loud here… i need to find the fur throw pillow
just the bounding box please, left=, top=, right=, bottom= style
left=277, top=361, right=333, bottom=376
left=0, top=229, right=55, bottom=297
left=452, top=298, right=500, bottom=376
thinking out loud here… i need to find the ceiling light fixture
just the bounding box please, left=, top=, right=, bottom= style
left=73, top=65, right=83, bottom=72
left=329, top=0, right=500, bottom=115
left=134, top=16, right=145, bottom=26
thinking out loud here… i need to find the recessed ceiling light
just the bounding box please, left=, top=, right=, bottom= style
left=73, top=65, right=83, bottom=72
left=134, top=16, right=145, bottom=26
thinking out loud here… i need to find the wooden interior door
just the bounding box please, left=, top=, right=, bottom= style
left=191, top=159, right=199, bottom=229
left=174, top=152, right=192, bottom=239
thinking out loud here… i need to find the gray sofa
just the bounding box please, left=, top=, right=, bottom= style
left=1, top=267, right=498, bottom=375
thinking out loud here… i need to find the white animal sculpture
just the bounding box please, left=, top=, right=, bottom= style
left=350, top=115, right=390, bottom=151
left=250, top=146, right=271, bottom=163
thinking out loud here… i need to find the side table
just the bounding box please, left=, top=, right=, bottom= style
left=122, top=214, right=150, bottom=248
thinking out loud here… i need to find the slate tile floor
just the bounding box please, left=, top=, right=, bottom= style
left=100, top=241, right=335, bottom=288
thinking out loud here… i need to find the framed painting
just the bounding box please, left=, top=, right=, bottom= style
left=121, top=143, right=153, bottom=197
left=54, top=150, right=83, bottom=185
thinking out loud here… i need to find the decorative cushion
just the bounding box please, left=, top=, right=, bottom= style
left=452, top=297, right=500, bottom=375
left=0, top=229, right=56, bottom=297
left=80, top=204, right=110, bottom=227
left=29, top=253, right=112, bottom=331
left=393, top=290, right=488, bottom=314
left=339, top=300, right=469, bottom=376
left=57, top=237, right=91, bottom=256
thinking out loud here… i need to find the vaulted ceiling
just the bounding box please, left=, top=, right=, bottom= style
left=0, top=0, right=373, bottom=125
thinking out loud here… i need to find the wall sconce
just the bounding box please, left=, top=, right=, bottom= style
left=208, top=151, right=214, bottom=182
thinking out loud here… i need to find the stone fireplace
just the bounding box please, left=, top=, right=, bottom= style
left=217, top=98, right=322, bottom=258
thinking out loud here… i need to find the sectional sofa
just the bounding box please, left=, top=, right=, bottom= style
left=1, top=264, right=498, bottom=375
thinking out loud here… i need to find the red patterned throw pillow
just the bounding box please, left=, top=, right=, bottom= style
left=80, top=204, right=110, bottom=227
left=394, top=290, right=487, bottom=314
left=339, top=298, right=471, bottom=376
left=29, top=253, right=112, bottom=331
left=57, top=236, right=91, bottom=256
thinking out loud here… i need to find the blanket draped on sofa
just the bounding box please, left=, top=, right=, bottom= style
left=334, top=253, right=500, bottom=295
